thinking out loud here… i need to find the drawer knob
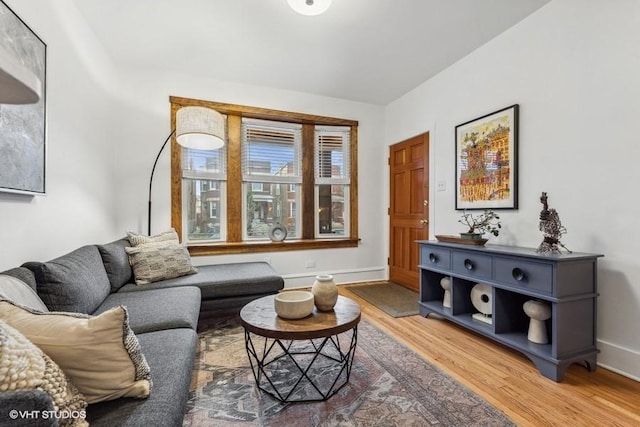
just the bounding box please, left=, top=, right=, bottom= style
left=429, top=253, right=438, bottom=263
left=464, top=259, right=474, bottom=271
left=512, top=267, right=526, bottom=281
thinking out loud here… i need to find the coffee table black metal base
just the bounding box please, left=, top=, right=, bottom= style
left=244, top=326, right=358, bottom=403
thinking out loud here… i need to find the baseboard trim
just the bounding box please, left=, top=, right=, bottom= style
left=597, top=339, right=640, bottom=381
left=282, top=266, right=386, bottom=288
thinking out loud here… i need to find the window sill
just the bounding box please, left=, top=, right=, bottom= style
left=187, top=238, right=359, bottom=256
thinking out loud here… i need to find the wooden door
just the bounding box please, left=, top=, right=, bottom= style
left=389, top=133, right=429, bottom=291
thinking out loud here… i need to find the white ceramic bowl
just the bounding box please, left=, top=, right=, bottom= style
left=274, top=291, right=315, bottom=319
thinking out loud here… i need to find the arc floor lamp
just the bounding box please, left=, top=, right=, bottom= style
left=148, top=106, right=225, bottom=235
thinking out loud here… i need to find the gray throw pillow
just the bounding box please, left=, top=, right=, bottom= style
left=125, top=244, right=197, bottom=285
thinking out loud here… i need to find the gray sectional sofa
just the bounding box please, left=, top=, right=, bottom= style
left=0, top=237, right=284, bottom=426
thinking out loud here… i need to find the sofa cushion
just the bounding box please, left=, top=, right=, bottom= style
left=86, top=328, right=198, bottom=427
left=95, top=286, right=201, bottom=334
left=22, top=246, right=111, bottom=314
left=0, top=302, right=151, bottom=404
left=96, top=238, right=132, bottom=292
left=0, top=274, right=48, bottom=312
left=125, top=244, right=197, bottom=285
left=127, top=229, right=179, bottom=247
left=117, top=262, right=284, bottom=299
left=1, top=266, right=38, bottom=291
left=0, top=320, right=88, bottom=425
left=0, top=390, right=56, bottom=426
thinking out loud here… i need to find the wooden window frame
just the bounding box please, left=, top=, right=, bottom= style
left=170, top=96, right=359, bottom=255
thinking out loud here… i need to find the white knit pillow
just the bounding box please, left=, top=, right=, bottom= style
left=127, top=228, right=179, bottom=247
left=0, top=320, right=88, bottom=426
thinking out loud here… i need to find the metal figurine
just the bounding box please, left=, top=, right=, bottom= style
left=537, top=192, right=571, bottom=254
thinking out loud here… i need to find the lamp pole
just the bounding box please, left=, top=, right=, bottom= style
left=148, top=129, right=176, bottom=236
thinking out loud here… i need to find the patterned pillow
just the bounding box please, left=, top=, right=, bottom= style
left=125, top=243, right=197, bottom=285
left=0, top=320, right=88, bottom=427
left=127, top=228, right=179, bottom=247
left=0, top=301, right=152, bottom=404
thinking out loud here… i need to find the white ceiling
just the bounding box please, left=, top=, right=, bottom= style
left=71, top=0, right=550, bottom=105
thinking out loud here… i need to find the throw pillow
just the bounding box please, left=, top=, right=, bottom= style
left=0, top=274, right=49, bottom=312
left=127, top=228, right=179, bottom=247
left=125, top=243, right=197, bottom=285
left=0, top=320, right=88, bottom=427
left=0, top=301, right=152, bottom=404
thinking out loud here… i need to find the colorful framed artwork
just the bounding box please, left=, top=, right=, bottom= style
left=455, top=104, right=518, bottom=210
left=0, top=0, right=47, bottom=195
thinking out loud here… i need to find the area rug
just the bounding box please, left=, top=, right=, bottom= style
left=346, top=282, right=419, bottom=317
left=184, top=319, right=514, bottom=426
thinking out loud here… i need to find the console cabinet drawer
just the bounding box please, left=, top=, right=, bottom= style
left=452, top=251, right=492, bottom=281
left=420, top=246, right=451, bottom=271
left=494, top=257, right=553, bottom=294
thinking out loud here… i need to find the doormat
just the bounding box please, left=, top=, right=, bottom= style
left=185, top=319, right=514, bottom=426
left=346, top=282, right=419, bottom=317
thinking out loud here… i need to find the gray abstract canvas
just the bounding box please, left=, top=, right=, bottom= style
left=0, top=1, right=46, bottom=194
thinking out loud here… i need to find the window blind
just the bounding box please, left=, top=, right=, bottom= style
left=182, top=146, right=227, bottom=181
left=242, top=118, right=302, bottom=184
left=315, top=126, right=350, bottom=185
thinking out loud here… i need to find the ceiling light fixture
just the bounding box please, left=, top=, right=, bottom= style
left=288, top=0, right=332, bottom=16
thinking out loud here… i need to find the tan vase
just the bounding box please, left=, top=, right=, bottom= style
left=311, top=274, right=338, bottom=311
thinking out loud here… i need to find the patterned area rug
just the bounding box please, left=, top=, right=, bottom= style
left=346, top=283, right=419, bottom=317
left=184, top=319, right=514, bottom=426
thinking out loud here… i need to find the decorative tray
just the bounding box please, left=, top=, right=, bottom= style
left=435, top=235, right=488, bottom=246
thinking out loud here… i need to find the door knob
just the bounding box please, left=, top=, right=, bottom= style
left=420, top=219, right=429, bottom=224
left=423, top=200, right=429, bottom=206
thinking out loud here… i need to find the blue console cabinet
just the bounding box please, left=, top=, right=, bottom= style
left=417, top=240, right=603, bottom=381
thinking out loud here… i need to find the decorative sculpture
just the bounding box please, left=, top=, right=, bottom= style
left=537, top=192, right=571, bottom=254
left=440, top=277, right=451, bottom=308
left=523, top=300, right=551, bottom=344
left=470, top=283, right=493, bottom=325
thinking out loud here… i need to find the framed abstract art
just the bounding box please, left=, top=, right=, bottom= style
left=455, top=104, right=518, bottom=210
left=0, top=0, right=47, bottom=195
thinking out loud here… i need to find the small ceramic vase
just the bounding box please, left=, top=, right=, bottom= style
left=311, top=274, right=338, bottom=311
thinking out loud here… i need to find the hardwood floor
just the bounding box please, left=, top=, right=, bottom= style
left=339, top=284, right=640, bottom=427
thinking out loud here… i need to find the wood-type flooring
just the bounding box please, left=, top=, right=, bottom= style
left=340, top=283, right=640, bottom=427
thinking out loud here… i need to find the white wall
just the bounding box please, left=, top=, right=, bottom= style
left=111, top=67, right=388, bottom=287
left=385, top=0, right=640, bottom=379
left=4, top=0, right=637, bottom=380
left=0, top=0, right=120, bottom=270
left=0, top=1, right=388, bottom=285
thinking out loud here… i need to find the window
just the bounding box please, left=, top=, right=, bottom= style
left=181, top=145, right=226, bottom=242
left=315, top=126, right=350, bottom=237
left=170, top=97, right=358, bottom=255
left=242, top=119, right=302, bottom=240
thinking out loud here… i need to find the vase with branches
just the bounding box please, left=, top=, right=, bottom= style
left=458, top=210, right=501, bottom=239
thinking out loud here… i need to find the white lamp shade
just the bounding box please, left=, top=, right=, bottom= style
left=287, top=0, right=332, bottom=16
left=0, top=44, right=41, bottom=104
left=176, top=106, right=225, bottom=150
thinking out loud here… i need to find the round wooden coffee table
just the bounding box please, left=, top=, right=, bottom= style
left=240, top=294, right=361, bottom=402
